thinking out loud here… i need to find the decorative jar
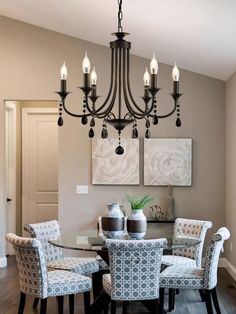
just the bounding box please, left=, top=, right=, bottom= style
left=101, top=202, right=125, bottom=239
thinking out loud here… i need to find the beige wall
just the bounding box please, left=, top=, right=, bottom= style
left=225, top=71, right=236, bottom=267
left=0, top=16, right=225, bottom=259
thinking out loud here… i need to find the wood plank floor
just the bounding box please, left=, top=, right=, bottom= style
left=0, top=256, right=236, bottom=314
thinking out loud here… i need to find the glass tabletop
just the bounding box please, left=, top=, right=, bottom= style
left=49, top=229, right=201, bottom=252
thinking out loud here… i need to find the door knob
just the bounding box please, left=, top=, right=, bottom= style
left=6, top=197, right=12, bottom=202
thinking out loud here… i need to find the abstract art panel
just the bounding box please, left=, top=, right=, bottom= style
left=144, top=138, right=192, bottom=186
left=92, top=139, right=139, bottom=185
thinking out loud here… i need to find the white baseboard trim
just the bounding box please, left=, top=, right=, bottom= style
left=219, top=257, right=236, bottom=281
left=0, top=257, right=7, bottom=268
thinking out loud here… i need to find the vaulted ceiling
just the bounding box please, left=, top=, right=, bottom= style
left=0, top=0, right=236, bottom=81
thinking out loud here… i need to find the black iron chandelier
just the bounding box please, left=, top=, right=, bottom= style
left=57, top=0, right=182, bottom=154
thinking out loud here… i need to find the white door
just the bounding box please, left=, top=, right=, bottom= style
left=5, top=102, right=16, bottom=255
left=22, top=108, right=58, bottom=229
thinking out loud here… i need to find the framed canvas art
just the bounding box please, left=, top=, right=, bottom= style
left=144, top=138, right=192, bottom=186
left=92, top=138, right=139, bottom=185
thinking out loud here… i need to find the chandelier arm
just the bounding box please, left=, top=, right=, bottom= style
left=118, top=47, right=122, bottom=119
left=61, top=100, right=91, bottom=118
left=85, top=48, right=118, bottom=117
left=126, top=48, right=151, bottom=114
left=122, top=48, right=154, bottom=119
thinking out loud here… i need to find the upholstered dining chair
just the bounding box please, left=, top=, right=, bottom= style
left=162, top=218, right=213, bottom=311
left=162, top=218, right=213, bottom=268
left=24, top=220, right=99, bottom=275
left=102, top=238, right=167, bottom=314
left=5, top=233, right=91, bottom=314
left=159, top=227, right=230, bottom=314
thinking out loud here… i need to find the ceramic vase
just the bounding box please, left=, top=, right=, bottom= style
left=101, top=202, right=125, bottom=239
left=127, top=209, right=147, bottom=239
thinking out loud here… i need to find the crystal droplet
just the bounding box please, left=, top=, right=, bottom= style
left=145, top=129, right=151, bottom=138
left=90, top=118, right=95, bottom=127
left=145, top=119, right=150, bottom=128
left=115, top=145, right=124, bottom=155
left=153, top=114, right=158, bottom=125
left=57, top=116, right=63, bottom=126
left=101, top=128, right=108, bottom=138
left=132, top=128, right=138, bottom=138
left=176, top=117, right=181, bottom=127
left=81, top=115, right=88, bottom=125
left=88, top=128, right=94, bottom=138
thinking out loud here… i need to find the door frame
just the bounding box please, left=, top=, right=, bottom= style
left=5, top=101, right=17, bottom=255
left=22, top=107, right=58, bottom=230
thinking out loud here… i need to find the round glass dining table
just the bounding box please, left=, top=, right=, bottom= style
left=49, top=228, right=201, bottom=266
left=48, top=228, right=201, bottom=314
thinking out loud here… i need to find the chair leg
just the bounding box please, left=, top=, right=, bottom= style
left=111, top=300, right=116, bottom=314
left=104, top=303, right=109, bottom=314
left=153, top=299, right=159, bottom=314
left=69, top=294, right=74, bottom=314
left=159, top=288, right=165, bottom=314
left=168, top=289, right=175, bottom=312
left=199, top=289, right=205, bottom=302
left=18, top=292, right=26, bottom=314
left=57, top=296, right=64, bottom=314
left=92, top=271, right=103, bottom=299
left=33, top=297, right=39, bottom=309
left=84, top=291, right=91, bottom=314
left=122, top=301, right=128, bottom=314
left=40, top=298, right=47, bottom=314
left=204, top=290, right=213, bottom=314
left=210, top=288, right=221, bottom=314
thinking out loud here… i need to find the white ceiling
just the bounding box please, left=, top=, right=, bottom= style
left=0, top=0, right=236, bottom=81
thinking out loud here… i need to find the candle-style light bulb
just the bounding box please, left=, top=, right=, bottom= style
left=172, top=62, right=180, bottom=81
left=90, top=67, right=97, bottom=85
left=143, top=68, right=150, bottom=86
left=60, top=61, right=68, bottom=80
left=150, top=54, right=158, bottom=74
left=82, top=52, right=91, bottom=74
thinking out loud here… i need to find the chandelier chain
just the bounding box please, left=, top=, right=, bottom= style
left=118, top=0, right=123, bottom=32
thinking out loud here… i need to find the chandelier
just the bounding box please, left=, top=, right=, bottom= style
left=57, top=0, right=182, bottom=155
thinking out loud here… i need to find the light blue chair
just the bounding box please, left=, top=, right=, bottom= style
left=159, top=227, right=230, bottom=314
left=6, top=233, right=91, bottom=314
left=103, top=238, right=167, bottom=314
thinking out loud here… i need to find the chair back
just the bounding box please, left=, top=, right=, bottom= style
left=24, top=220, right=63, bottom=263
left=106, top=238, right=167, bottom=301
left=5, top=233, right=48, bottom=298
left=173, top=218, right=212, bottom=266
left=204, top=227, right=230, bottom=289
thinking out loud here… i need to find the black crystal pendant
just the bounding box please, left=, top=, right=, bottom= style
left=81, top=114, right=88, bottom=125
left=115, top=145, right=124, bottom=155
left=132, top=128, right=138, bottom=138
left=145, top=119, right=150, bottom=128
left=57, top=116, right=63, bottom=126
left=176, top=117, right=182, bottom=127
left=90, top=118, right=95, bottom=127
left=88, top=128, right=94, bottom=138
left=101, top=128, right=108, bottom=138
left=145, top=129, right=151, bottom=138
left=153, top=114, right=158, bottom=125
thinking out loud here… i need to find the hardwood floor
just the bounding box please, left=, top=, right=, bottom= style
left=0, top=256, right=236, bottom=314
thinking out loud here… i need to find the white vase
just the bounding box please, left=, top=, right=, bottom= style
left=127, top=209, right=147, bottom=240
left=101, top=202, right=124, bottom=239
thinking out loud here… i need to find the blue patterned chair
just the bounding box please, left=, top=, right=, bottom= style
left=24, top=220, right=99, bottom=275
left=102, top=238, right=167, bottom=314
left=162, top=218, right=213, bottom=268
left=159, top=227, right=230, bottom=314
left=5, top=233, right=91, bottom=314
left=162, top=218, right=212, bottom=311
